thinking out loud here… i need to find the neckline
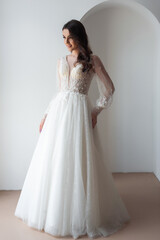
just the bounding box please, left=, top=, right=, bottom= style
left=64, top=54, right=94, bottom=78
left=65, top=55, right=82, bottom=76
left=65, top=55, right=79, bottom=67
left=65, top=54, right=93, bottom=69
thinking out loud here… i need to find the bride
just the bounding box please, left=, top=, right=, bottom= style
left=14, top=19, right=131, bottom=239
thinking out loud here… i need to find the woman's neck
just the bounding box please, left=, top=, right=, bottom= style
left=70, top=49, right=79, bottom=58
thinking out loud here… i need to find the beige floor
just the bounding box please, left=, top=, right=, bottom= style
left=0, top=173, right=160, bottom=240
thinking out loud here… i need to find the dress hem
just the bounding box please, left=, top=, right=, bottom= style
left=15, top=212, right=131, bottom=239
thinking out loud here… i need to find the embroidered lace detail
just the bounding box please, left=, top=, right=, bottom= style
left=92, top=90, right=113, bottom=115
left=43, top=55, right=115, bottom=117
left=59, top=56, right=94, bottom=95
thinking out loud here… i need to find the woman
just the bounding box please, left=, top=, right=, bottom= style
left=14, top=19, right=130, bottom=239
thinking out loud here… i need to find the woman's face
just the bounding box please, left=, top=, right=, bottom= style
left=62, top=29, right=78, bottom=52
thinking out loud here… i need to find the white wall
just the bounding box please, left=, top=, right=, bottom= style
left=0, top=0, right=160, bottom=189
left=81, top=0, right=160, bottom=176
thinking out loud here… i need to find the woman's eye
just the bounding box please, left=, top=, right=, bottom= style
left=62, top=36, right=72, bottom=41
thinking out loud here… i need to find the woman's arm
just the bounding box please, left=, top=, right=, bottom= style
left=92, top=55, right=115, bottom=116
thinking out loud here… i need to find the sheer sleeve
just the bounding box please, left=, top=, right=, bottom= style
left=43, top=58, right=61, bottom=119
left=91, top=55, right=115, bottom=116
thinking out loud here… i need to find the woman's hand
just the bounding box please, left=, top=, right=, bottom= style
left=91, top=111, right=97, bottom=129
left=39, top=115, right=47, bottom=133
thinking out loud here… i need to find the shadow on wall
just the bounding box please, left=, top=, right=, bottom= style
left=81, top=0, right=160, bottom=181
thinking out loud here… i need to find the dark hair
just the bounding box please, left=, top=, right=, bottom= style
left=62, top=19, right=93, bottom=73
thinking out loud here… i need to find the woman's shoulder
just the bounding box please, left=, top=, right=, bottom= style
left=56, top=56, right=65, bottom=65
left=90, top=54, right=102, bottom=70
left=91, top=54, right=101, bottom=62
left=57, top=55, right=64, bottom=60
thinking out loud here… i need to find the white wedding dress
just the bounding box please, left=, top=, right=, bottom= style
left=14, top=54, right=131, bottom=239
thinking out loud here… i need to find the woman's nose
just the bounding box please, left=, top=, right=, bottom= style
left=64, top=39, right=69, bottom=45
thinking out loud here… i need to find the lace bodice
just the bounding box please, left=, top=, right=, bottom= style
left=43, top=54, right=115, bottom=117
left=58, top=55, right=94, bottom=95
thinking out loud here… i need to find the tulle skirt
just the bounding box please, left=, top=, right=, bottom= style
left=14, top=90, right=130, bottom=239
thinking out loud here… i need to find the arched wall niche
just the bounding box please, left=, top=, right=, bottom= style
left=80, top=0, right=160, bottom=181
